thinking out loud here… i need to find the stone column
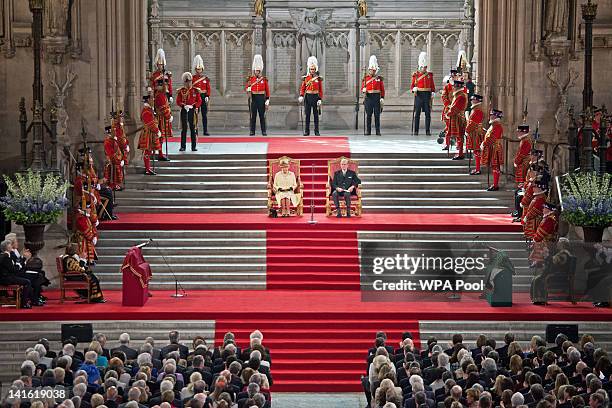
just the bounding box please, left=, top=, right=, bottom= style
left=253, top=15, right=265, bottom=56
left=580, top=0, right=597, bottom=172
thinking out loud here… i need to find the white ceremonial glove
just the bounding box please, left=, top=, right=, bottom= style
left=317, top=100, right=322, bottom=107
left=298, top=96, right=304, bottom=104
left=247, top=86, right=252, bottom=92
left=95, top=220, right=99, bottom=227
left=380, top=98, right=384, bottom=106
left=92, top=237, right=98, bottom=245
left=170, top=116, right=174, bottom=123
left=126, top=146, right=130, bottom=153
left=120, top=160, right=125, bottom=167
left=513, top=162, right=517, bottom=168
left=361, top=87, right=366, bottom=93
left=412, top=86, right=418, bottom=92
left=185, top=105, right=193, bottom=111
left=265, top=99, right=270, bottom=106
left=205, top=97, right=209, bottom=103
left=157, top=130, right=162, bottom=137
left=169, top=97, right=174, bottom=104
left=479, top=143, right=484, bottom=151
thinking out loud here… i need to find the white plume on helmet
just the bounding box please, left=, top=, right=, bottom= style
left=307, top=56, right=318, bottom=72
left=155, top=48, right=166, bottom=66
left=418, top=52, right=428, bottom=69
left=182, top=72, right=193, bottom=82
left=368, top=55, right=379, bottom=72
left=252, top=54, right=264, bottom=71
left=456, top=50, right=470, bottom=71
left=193, top=55, right=204, bottom=71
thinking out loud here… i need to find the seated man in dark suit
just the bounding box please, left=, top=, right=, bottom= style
left=160, top=330, right=189, bottom=360
left=405, top=390, right=435, bottom=408
left=111, top=333, right=138, bottom=361
left=331, top=158, right=361, bottom=218
left=0, top=239, right=35, bottom=308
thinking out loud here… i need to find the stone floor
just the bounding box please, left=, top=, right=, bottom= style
left=272, top=393, right=367, bottom=408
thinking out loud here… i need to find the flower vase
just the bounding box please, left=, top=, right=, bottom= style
left=22, top=223, right=46, bottom=256
left=582, top=226, right=605, bottom=243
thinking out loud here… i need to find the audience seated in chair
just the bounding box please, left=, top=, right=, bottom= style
left=5, top=232, right=49, bottom=305
left=62, top=243, right=105, bottom=303
left=0, top=239, right=36, bottom=308
left=327, top=157, right=362, bottom=218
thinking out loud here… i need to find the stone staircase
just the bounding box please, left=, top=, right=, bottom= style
left=114, top=152, right=513, bottom=214
left=355, top=153, right=513, bottom=213
left=358, top=231, right=530, bottom=291
left=0, top=320, right=215, bottom=383
left=95, top=230, right=266, bottom=290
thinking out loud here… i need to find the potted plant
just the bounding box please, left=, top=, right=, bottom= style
left=560, top=171, right=612, bottom=242
left=0, top=169, right=69, bottom=254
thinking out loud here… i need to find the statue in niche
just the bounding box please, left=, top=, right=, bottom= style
left=289, top=8, right=333, bottom=71
left=254, top=0, right=264, bottom=17
left=44, top=0, right=69, bottom=37
left=358, top=0, right=368, bottom=17
left=544, top=0, right=569, bottom=39
left=49, top=67, right=77, bottom=145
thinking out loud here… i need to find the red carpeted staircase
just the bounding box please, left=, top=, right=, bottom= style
left=266, top=229, right=360, bottom=290
left=298, top=158, right=331, bottom=213
left=215, top=317, right=420, bottom=392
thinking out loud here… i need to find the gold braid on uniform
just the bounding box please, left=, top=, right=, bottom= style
left=65, top=256, right=86, bottom=274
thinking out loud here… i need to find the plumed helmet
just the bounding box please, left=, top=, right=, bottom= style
left=368, top=55, right=379, bottom=72
left=307, top=56, right=318, bottom=72
left=155, top=48, right=166, bottom=66
left=182, top=72, right=193, bottom=82
left=456, top=50, right=470, bottom=73
left=193, top=55, right=204, bottom=71
left=252, top=54, right=264, bottom=71
left=418, top=52, right=428, bottom=69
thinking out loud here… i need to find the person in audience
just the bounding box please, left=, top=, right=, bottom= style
left=272, top=158, right=298, bottom=217
left=161, top=330, right=189, bottom=360
left=331, top=158, right=361, bottom=218
left=61, top=243, right=105, bottom=303
left=111, top=333, right=139, bottom=362
left=0, top=239, right=36, bottom=308
left=5, top=232, right=49, bottom=304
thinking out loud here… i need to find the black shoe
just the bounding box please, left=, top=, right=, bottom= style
left=179, top=147, right=186, bottom=152
left=203, top=132, right=210, bottom=136
left=91, top=298, right=106, bottom=303
left=158, top=156, right=170, bottom=162
left=511, top=210, right=519, bottom=217
left=486, top=185, right=499, bottom=191
left=376, top=132, right=381, bottom=136
left=426, top=131, right=431, bottom=136
left=442, top=145, right=449, bottom=151
left=249, top=132, right=255, bottom=136
left=366, top=132, right=372, bottom=136
left=346, top=213, right=351, bottom=218
left=304, top=132, right=310, bottom=136
left=314, top=131, right=320, bottom=136
left=532, top=301, right=547, bottom=306
left=192, top=148, right=198, bottom=152
left=470, top=169, right=481, bottom=175
left=111, top=215, right=119, bottom=220
left=452, top=155, right=465, bottom=160
left=22, top=303, right=32, bottom=309
left=336, top=213, right=342, bottom=218
left=594, top=302, right=610, bottom=308
left=32, top=300, right=44, bottom=307
left=262, top=132, right=267, bottom=136
left=145, top=169, right=157, bottom=176
left=414, top=132, right=419, bottom=136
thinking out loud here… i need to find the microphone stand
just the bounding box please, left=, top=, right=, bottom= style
left=149, top=237, right=186, bottom=298
left=308, top=162, right=317, bottom=224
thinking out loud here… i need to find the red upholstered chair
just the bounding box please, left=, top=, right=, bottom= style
left=0, top=285, right=22, bottom=308
left=326, top=156, right=362, bottom=217
left=267, top=156, right=304, bottom=216
left=57, top=256, right=91, bottom=303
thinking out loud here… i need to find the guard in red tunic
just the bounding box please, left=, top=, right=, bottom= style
left=529, top=201, right=559, bottom=305
left=246, top=54, right=270, bottom=136
left=299, top=56, right=323, bottom=136
left=513, top=125, right=533, bottom=186
left=154, top=79, right=172, bottom=161
left=440, top=69, right=459, bottom=150
left=410, top=52, right=435, bottom=136
left=466, top=94, right=485, bottom=175
left=176, top=72, right=202, bottom=151
left=111, top=109, right=130, bottom=166
left=75, top=208, right=98, bottom=265
left=80, top=147, right=102, bottom=207
left=192, top=55, right=211, bottom=136
left=150, top=48, right=173, bottom=103
left=103, top=125, right=124, bottom=191
left=446, top=80, right=468, bottom=160
left=138, top=94, right=161, bottom=175
left=362, top=55, right=385, bottom=136
left=481, top=109, right=505, bottom=191
left=523, top=174, right=549, bottom=240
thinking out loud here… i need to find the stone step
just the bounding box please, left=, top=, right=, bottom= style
left=118, top=190, right=268, bottom=198
left=126, top=173, right=268, bottom=182
left=97, top=254, right=267, bottom=263
left=129, top=165, right=267, bottom=175
left=365, top=205, right=511, bottom=213
left=116, top=205, right=267, bottom=212
left=97, top=230, right=266, bottom=239
left=360, top=165, right=472, bottom=174
left=96, top=247, right=266, bottom=256
left=115, top=197, right=268, bottom=206
left=134, top=159, right=265, bottom=167
left=98, top=272, right=265, bottom=283
left=100, top=281, right=266, bottom=290
left=95, top=263, right=265, bottom=273
left=122, top=181, right=268, bottom=190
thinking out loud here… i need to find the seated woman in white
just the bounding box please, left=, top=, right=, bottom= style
left=273, top=159, right=298, bottom=217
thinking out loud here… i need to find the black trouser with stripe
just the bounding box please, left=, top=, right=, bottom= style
left=364, top=93, right=381, bottom=135
left=304, top=93, right=320, bottom=134
left=199, top=93, right=208, bottom=134
left=180, top=108, right=196, bottom=150
left=414, top=90, right=432, bottom=134
left=250, top=94, right=266, bottom=134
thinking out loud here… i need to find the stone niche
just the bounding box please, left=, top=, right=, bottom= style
left=154, top=0, right=468, bottom=130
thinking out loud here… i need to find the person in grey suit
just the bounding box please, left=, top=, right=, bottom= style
left=331, top=158, right=361, bottom=218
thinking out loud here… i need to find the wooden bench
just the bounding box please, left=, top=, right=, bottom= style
left=0, top=285, right=22, bottom=309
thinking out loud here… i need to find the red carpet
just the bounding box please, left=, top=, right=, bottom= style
left=101, top=213, right=522, bottom=232
left=266, top=229, right=360, bottom=290
left=215, top=317, right=419, bottom=392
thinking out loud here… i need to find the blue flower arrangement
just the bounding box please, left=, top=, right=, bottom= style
left=1, top=169, right=69, bottom=225
left=561, top=172, right=612, bottom=228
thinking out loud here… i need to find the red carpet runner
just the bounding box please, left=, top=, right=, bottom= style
left=215, top=318, right=420, bottom=392
left=267, top=229, right=360, bottom=290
